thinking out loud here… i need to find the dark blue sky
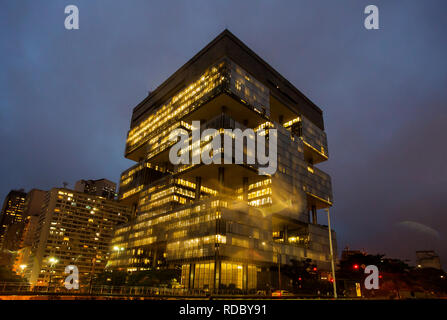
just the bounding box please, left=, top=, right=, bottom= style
left=1, top=0, right=446, bottom=266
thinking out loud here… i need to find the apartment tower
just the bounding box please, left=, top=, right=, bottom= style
left=27, top=188, right=131, bottom=286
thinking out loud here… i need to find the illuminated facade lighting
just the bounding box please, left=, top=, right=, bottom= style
left=109, top=30, right=336, bottom=291
left=26, top=188, right=131, bottom=286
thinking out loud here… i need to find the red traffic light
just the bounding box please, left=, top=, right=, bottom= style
left=313, top=267, right=317, bottom=271
left=353, top=264, right=359, bottom=270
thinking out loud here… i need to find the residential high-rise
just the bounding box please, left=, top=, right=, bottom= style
left=27, top=188, right=131, bottom=286
left=108, top=30, right=335, bottom=291
left=23, top=189, right=46, bottom=218
left=0, top=189, right=27, bottom=252
left=74, top=179, right=117, bottom=200
left=12, top=189, right=46, bottom=274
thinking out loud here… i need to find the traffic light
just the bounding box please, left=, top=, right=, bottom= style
left=353, top=264, right=359, bottom=270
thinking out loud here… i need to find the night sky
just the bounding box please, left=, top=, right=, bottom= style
left=1, top=1, right=446, bottom=267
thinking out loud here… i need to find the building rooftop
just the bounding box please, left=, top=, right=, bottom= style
left=131, top=29, right=325, bottom=130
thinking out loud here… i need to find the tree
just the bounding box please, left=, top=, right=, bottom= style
left=0, top=266, right=26, bottom=283
left=280, top=259, right=330, bottom=294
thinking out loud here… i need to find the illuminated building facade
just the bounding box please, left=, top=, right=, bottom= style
left=0, top=189, right=27, bottom=253
left=109, top=30, right=336, bottom=291
left=12, top=189, right=46, bottom=274
left=27, top=188, right=131, bottom=286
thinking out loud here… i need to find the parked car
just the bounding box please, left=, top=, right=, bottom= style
left=272, top=290, right=293, bottom=297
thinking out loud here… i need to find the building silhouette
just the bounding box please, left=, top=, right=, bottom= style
left=416, top=250, right=442, bottom=270
left=74, top=178, right=117, bottom=200
left=12, top=189, right=46, bottom=274
left=0, top=189, right=27, bottom=267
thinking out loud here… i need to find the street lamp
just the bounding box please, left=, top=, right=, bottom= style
left=48, top=257, right=59, bottom=291
left=272, top=246, right=281, bottom=291
left=324, top=208, right=337, bottom=299
left=19, top=264, right=27, bottom=281
left=89, top=257, right=97, bottom=295
left=49, top=257, right=58, bottom=264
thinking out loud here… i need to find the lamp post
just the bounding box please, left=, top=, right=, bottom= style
left=278, top=251, right=281, bottom=291
left=89, top=257, right=96, bottom=295
left=48, top=257, right=59, bottom=292
left=19, top=264, right=27, bottom=276
left=19, top=265, right=27, bottom=290
left=273, top=246, right=281, bottom=291
left=324, top=208, right=337, bottom=298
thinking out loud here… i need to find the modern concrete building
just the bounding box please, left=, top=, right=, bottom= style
left=108, top=30, right=336, bottom=291
left=23, top=189, right=46, bottom=218
left=26, top=188, right=131, bottom=286
left=74, top=178, right=117, bottom=200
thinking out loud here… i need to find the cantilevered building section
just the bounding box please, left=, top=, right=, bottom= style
left=109, top=30, right=335, bottom=291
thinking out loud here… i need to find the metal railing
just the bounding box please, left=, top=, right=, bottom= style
left=0, top=282, right=260, bottom=297
left=0, top=282, right=347, bottom=299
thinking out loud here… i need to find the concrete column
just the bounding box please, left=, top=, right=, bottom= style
left=244, top=264, right=248, bottom=290
left=218, top=167, right=225, bottom=194
left=214, top=260, right=220, bottom=291
left=131, top=202, right=138, bottom=219
left=152, top=249, right=157, bottom=268
left=312, top=205, right=317, bottom=224
left=195, top=176, right=201, bottom=201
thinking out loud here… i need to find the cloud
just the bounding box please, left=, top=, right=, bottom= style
left=397, top=221, right=440, bottom=240
left=1, top=0, right=447, bottom=268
